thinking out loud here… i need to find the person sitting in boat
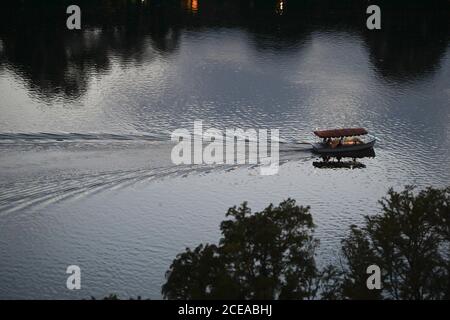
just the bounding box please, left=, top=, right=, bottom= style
left=343, top=136, right=362, bottom=145
left=330, top=138, right=340, bottom=148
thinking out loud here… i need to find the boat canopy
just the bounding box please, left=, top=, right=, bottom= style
left=313, top=128, right=368, bottom=138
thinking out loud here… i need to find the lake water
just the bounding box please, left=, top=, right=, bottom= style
left=0, top=0, right=449, bottom=299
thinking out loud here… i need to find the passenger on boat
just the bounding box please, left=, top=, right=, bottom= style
left=330, top=139, right=340, bottom=148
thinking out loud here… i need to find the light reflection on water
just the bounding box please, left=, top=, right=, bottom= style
left=0, top=1, right=449, bottom=299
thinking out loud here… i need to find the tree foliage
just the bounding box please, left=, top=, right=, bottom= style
left=162, top=186, right=450, bottom=300
left=340, top=186, right=450, bottom=299
left=162, top=199, right=322, bottom=299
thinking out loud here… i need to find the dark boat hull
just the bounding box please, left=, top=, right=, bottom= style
left=312, top=139, right=376, bottom=154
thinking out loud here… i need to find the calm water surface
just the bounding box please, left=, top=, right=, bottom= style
left=0, top=1, right=449, bottom=298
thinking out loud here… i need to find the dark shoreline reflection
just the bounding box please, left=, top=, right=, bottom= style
left=362, top=3, right=450, bottom=81
left=0, top=0, right=449, bottom=102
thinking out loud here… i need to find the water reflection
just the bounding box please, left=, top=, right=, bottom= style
left=186, top=0, right=199, bottom=14
left=313, top=148, right=375, bottom=170
left=0, top=0, right=449, bottom=300
left=362, top=2, right=449, bottom=81
left=0, top=0, right=182, bottom=102
left=0, top=0, right=448, bottom=102
left=276, top=0, right=285, bottom=16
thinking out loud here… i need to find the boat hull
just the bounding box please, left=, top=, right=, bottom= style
left=312, top=139, right=376, bottom=154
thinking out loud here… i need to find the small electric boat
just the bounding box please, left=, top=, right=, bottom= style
left=311, top=128, right=376, bottom=154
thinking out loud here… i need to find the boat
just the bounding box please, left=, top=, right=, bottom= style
left=311, top=128, right=376, bottom=154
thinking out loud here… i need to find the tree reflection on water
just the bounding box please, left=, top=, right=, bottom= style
left=0, top=0, right=448, bottom=101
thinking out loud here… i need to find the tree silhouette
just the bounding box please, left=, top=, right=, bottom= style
left=162, top=187, right=449, bottom=300
left=339, top=186, right=450, bottom=300
left=162, top=199, right=322, bottom=299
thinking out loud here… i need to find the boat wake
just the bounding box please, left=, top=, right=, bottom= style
left=0, top=164, right=239, bottom=215
left=0, top=132, right=168, bottom=143
left=0, top=132, right=314, bottom=215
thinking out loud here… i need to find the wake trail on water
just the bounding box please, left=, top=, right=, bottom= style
left=0, top=132, right=169, bottom=143
left=0, top=132, right=314, bottom=215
